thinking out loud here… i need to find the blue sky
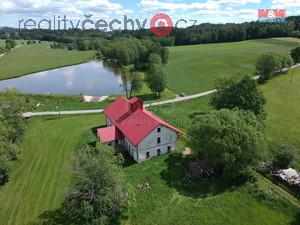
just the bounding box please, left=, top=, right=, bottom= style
left=0, top=0, right=299, bottom=28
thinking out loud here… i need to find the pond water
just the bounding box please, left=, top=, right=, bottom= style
left=0, top=61, right=126, bottom=96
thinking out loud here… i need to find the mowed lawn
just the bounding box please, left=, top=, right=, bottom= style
left=166, top=38, right=300, bottom=95
left=0, top=42, right=96, bottom=80
left=0, top=114, right=104, bottom=225
left=261, top=67, right=300, bottom=170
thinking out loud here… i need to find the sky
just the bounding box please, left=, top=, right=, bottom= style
left=0, top=0, right=300, bottom=29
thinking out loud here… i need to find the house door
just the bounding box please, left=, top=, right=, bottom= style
left=157, top=149, right=161, bottom=156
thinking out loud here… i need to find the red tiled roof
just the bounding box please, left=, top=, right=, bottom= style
left=103, top=96, right=133, bottom=123
left=103, top=97, right=183, bottom=146
left=97, top=126, right=122, bottom=143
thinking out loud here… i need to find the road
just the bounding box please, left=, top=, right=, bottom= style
left=23, top=89, right=217, bottom=117
left=22, top=64, right=300, bottom=118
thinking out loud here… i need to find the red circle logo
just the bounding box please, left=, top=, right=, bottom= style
left=150, top=13, right=173, bottom=37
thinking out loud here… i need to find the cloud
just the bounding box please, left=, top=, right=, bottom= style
left=272, top=0, right=300, bottom=8
left=194, top=7, right=258, bottom=23
left=140, top=0, right=220, bottom=12
left=0, top=0, right=124, bottom=16
left=217, top=0, right=261, bottom=5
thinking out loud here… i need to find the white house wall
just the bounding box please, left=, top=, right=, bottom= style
left=125, top=137, right=138, bottom=161
left=106, top=117, right=113, bottom=126
left=137, top=125, right=178, bottom=161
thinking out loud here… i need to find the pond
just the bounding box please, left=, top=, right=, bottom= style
left=0, top=61, right=127, bottom=96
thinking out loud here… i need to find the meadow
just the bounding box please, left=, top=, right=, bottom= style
left=0, top=91, right=299, bottom=224
left=166, top=38, right=300, bottom=95
left=261, top=67, right=300, bottom=170
left=0, top=42, right=96, bottom=80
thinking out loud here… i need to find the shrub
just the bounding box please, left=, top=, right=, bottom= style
left=291, top=47, right=300, bottom=64
left=273, top=144, right=295, bottom=169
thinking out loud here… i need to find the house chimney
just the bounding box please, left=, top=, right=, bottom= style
left=129, top=97, right=143, bottom=112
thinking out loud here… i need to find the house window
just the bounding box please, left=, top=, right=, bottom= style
left=157, top=137, right=161, bottom=144
left=157, top=127, right=161, bottom=133
left=146, top=152, right=150, bottom=159
left=157, top=149, right=161, bottom=156
left=167, top=146, right=171, bottom=153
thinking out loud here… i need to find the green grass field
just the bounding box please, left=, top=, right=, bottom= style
left=166, top=38, right=300, bottom=95
left=261, top=67, right=300, bottom=170
left=0, top=114, right=103, bottom=225
left=124, top=155, right=299, bottom=225
left=0, top=42, right=96, bottom=80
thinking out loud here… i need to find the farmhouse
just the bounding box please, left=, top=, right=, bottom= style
left=97, top=96, right=183, bottom=162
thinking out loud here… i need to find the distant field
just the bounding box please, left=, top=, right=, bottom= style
left=166, top=38, right=300, bottom=95
left=0, top=42, right=96, bottom=80
left=261, top=67, right=300, bottom=170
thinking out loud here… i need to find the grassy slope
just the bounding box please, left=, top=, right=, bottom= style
left=261, top=67, right=300, bottom=170
left=166, top=38, right=300, bottom=95
left=0, top=114, right=103, bottom=225
left=0, top=42, right=96, bottom=80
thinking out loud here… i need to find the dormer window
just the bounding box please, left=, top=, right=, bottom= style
left=157, top=127, right=161, bottom=133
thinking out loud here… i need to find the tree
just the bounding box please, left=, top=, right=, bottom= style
left=130, top=72, right=143, bottom=98
left=146, top=64, right=167, bottom=97
left=119, top=48, right=130, bottom=66
left=256, top=52, right=279, bottom=83
left=63, top=145, right=128, bottom=225
left=188, top=109, right=265, bottom=179
left=161, top=47, right=169, bottom=64
left=211, top=75, right=266, bottom=117
left=277, top=53, right=293, bottom=72
left=122, top=72, right=144, bottom=99
left=291, top=47, right=300, bottom=64
left=256, top=52, right=293, bottom=83
left=5, top=39, right=17, bottom=50
left=0, top=89, right=25, bottom=143
left=273, top=144, right=295, bottom=169
left=148, top=53, right=162, bottom=65
left=77, top=40, right=89, bottom=51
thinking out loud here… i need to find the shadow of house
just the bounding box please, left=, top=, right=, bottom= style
left=160, top=153, right=246, bottom=198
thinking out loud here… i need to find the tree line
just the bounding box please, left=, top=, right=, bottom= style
left=1, top=16, right=300, bottom=47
